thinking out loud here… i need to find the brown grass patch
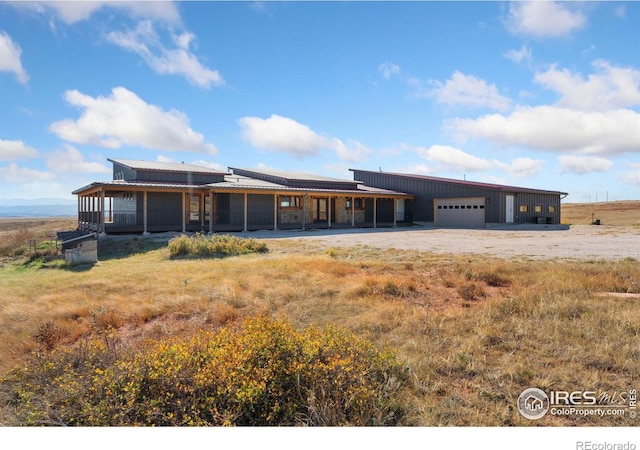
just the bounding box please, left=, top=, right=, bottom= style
left=1, top=219, right=640, bottom=426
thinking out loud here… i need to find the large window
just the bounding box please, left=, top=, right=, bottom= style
left=189, top=194, right=201, bottom=222
left=280, top=196, right=301, bottom=209
left=346, top=198, right=364, bottom=209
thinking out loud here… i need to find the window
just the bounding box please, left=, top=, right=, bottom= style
left=548, top=205, right=556, bottom=213
left=189, top=194, right=201, bottom=222
left=280, top=196, right=301, bottom=209
left=345, top=198, right=364, bottom=209
left=519, top=205, right=528, bottom=213
left=535, top=205, right=542, bottom=213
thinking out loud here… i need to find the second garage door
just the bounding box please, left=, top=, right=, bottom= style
left=434, top=197, right=486, bottom=228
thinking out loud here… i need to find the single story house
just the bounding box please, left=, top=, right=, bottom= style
left=349, top=169, right=569, bottom=228
left=72, top=159, right=413, bottom=234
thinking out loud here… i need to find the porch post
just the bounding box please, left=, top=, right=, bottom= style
left=328, top=196, right=332, bottom=229
left=351, top=196, right=355, bottom=227
left=182, top=193, right=186, bottom=233
left=393, top=198, right=397, bottom=228
left=92, top=193, right=96, bottom=231
left=302, top=194, right=307, bottom=231
left=209, top=192, right=214, bottom=234
left=273, top=194, right=278, bottom=231
left=243, top=192, right=248, bottom=232
left=143, top=191, right=149, bottom=235
left=100, top=188, right=106, bottom=236
left=373, top=197, right=377, bottom=229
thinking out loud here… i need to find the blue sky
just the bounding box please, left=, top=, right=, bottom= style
left=1, top=1, right=639, bottom=202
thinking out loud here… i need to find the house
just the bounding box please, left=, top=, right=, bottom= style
left=72, top=159, right=413, bottom=235
left=350, top=169, right=569, bottom=228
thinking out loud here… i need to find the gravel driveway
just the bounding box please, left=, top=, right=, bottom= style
left=252, top=224, right=640, bottom=261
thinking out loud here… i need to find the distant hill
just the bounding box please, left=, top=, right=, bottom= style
left=561, top=200, right=640, bottom=227
left=0, top=198, right=76, bottom=218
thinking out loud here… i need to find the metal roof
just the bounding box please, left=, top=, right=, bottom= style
left=229, top=167, right=359, bottom=186
left=108, top=158, right=228, bottom=175
left=73, top=178, right=411, bottom=197
left=350, top=169, right=568, bottom=196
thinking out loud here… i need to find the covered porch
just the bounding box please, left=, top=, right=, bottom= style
left=74, top=183, right=413, bottom=235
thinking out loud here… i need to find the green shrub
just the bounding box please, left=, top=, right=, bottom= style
left=167, top=233, right=268, bottom=258
left=2, top=316, right=406, bottom=426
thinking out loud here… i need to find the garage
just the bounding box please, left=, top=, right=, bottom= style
left=434, top=197, right=485, bottom=228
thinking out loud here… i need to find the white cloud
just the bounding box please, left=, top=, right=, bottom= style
left=239, top=115, right=327, bottom=158
left=504, top=1, right=587, bottom=38
left=0, top=31, right=29, bottom=85
left=620, top=163, right=640, bottom=188
left=0, top=140, right=39, bottom=161
left=45, top=145, right=110, bottom=174
left=238, top=114, right=369, bottom=162
left=29, top=1, right=181, bottom=25
left=0, top=163, right=55, bottom=183
left=395, top=163, right=432, bottom=176
left=504, top=45, right=532, bottom=67
left=106, top=20, right=224, bottom=89
left=493, top=157, right=545, bottom=178
left=331, top=138, right=372, bottom=163
left=49, top=86, right=218, bottom=154
left=418, top=145, right=493, bottom=172
left=449, top=106, right=640, bottom=156
left=558, top=155, right=613, bottom=175
left=427, top=71, right=512, bottom=111
left=378, top=62, right=400, bottom=80
left=535, top=60, right=640, bottom=111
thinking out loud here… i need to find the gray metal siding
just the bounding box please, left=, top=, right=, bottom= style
left=113, top=162, right=137, bottom=181
left=352, top=170, right=562, bottom=225
left=511, top=193, right=561, bottom=224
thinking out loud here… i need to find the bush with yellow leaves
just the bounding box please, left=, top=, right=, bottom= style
left=2, top=316, right=407, bottom=426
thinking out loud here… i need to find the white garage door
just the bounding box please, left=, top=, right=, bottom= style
left=434, top=197, right=486, bottom=228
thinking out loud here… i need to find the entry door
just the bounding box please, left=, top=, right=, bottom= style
left=314, top=198, right=328, bottom=221
left=506, top=195, right=515, bottom=224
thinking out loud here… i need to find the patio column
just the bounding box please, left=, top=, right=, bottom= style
left=328, top=196, right=332, bottom=229
left=273, top=194, right=278, bottom=230
left=351, top=196, right=355, bottom=227
left=243, top=192, right=248, bottom=232
left=182, top=193, right=186, bottom=233
left=209, top=192, right=214, bottom=234
left=302, top=194, right=307, bottom=231
left=100, top=188, right=106, bottom=236
left=393, top=198, right=397, bottom=228
left=143, top=191, right=149, bottom=235
left=373, top=197, right=377, bottom=229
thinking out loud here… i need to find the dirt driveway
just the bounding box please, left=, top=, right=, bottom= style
left=253, top=224, right=640, bottom=261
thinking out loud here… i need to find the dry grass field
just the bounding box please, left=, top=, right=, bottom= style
left=561, top=200, right=640, bottom=227
left=1, top=204, right=639, bottom=426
